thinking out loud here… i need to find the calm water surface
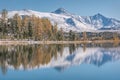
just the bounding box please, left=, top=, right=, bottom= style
left=0, top=43, right=120, bottom=80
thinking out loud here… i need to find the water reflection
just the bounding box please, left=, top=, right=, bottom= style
left=0, top=43, right=120, bottom=74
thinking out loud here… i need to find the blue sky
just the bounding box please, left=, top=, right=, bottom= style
left=0, top=0, right=120, bottom=19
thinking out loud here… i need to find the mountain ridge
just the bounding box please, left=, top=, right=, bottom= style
left=0, top=8, right=120, bottom=32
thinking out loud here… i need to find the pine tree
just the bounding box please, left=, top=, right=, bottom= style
left=69, top=30, right=76, bottom=41
left=22, top=16, right=29, bottom=39
left=1, top=9, right=8, bottom=22
left=57, top=28, right=64, bottom=41
left=1, top=9, right=8, bottom=38
left=28, top=21, right=33, bottom=40
left=52, top=23, right=58, bottom=40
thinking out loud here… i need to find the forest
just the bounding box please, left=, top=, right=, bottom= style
left=0, top=9, right=68, bottom=41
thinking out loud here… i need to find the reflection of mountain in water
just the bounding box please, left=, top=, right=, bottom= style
left=0, top=43, right=120, bottom=74
left=67, top=47, right=120, bottom=66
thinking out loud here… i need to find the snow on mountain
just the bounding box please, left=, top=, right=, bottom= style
left=0, top=8, right=120, bottom=32
left=52, top=8, right=72, bottom=16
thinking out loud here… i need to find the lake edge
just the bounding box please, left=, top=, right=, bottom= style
left=0, top=40, right=120, bottom=45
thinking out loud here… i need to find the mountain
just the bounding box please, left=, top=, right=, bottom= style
left=1, top=8, right=120, bottom=32
left=52, top=8, right=71, bottom=15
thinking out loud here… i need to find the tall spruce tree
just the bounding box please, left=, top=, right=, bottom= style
left=1, top=9, right=8, bottom=38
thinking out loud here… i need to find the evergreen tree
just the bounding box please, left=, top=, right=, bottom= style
left=1, top=9, right=8, bottom=38
left=52, top=23, right=58, bottom=40
left=28, top=21, right=33, bottom=39
left=69, top=30, right=76, bottom=41
left=56, top=28, right=64, bottom=41
left=22, top=16, right=29, bottom=39
left=1, top=9, right=8, bottom=22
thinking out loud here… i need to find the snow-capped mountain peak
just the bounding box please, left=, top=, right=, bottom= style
left=91, top=13, right=109, bottom=21
left=0, top=8, right=120, bottom=32
left=52, top=8, right=71, bottom=15
left=93, top=13, right=104, bottom=17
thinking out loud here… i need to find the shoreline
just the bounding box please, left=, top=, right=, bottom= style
left=0, top=40, right=120, bottom=45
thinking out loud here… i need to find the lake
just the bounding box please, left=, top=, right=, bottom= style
left=0, top=43, right=120, bottom=80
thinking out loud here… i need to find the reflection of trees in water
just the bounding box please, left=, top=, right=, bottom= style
left=68, top=44, right=80, bottom=54
left=0, top=44, right=65, bottom=74
left=0, top=44, right=75, bottom=74
left=0, top=43, right=119, bottom=74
